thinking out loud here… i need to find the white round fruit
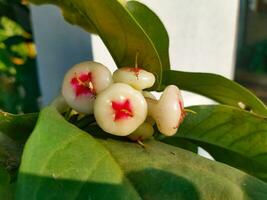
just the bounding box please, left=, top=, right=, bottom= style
left=146, top=85, right=185, bottom=136
left=94, top=83, right=147, bottom=136
left=113, top=67, right=155, bottom=90
left=62, top=61, right=113, bottom=114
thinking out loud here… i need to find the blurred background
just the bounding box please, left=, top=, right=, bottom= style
left=0, top=0, right=267, bottom=113
left=236, top=0, right=267, bottom=102
left=0, top=0, right=40, bottom=113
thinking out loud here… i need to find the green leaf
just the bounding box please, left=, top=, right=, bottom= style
left=0, top=111, right=37, bottom=142
left=162, top=70, right=267, bottom=116
left=0, top=17, right=27, bottom=39
left=16, top=106, right=267, bottom=199
left=29, top=0, right=170, bottom=89
left=10, top=42, right=29, bottom=59
left=126, top=1, right=170, bottom=72
left=169, top=105, right=267, bottom=182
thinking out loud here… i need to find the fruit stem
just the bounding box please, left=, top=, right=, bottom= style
left=184, top=109, right=197, bottom=115
left=135, top=51, right=139, bottom=69
left=137, top=140, right=146, bottom=148
left=64, top=108, right=72, bottom=120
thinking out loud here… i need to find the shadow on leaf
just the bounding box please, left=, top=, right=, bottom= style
left=16, top=169, right=200, bottom=200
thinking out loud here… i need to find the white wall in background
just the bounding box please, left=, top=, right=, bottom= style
left=92, top=0, right=240, bottom=106
left=30, top=5, right=92, bottom=106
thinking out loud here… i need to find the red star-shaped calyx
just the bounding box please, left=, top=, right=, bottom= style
left=70, top=72, right=96, bottom=97
left=112, top=99, right=133, bottom=121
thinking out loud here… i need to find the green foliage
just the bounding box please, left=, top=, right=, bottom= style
left=16, top=106, right=267, bottom=199
left=0, top=17, right=26, bottom=41
left=126, top=1, right=170, bottom=73
left=0, top=1, right=40, bottom=114
left=0, top=0, right=266, bottom=199
left=161, top=105, right=267, bottom=182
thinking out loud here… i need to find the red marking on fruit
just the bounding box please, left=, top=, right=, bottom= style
left=180, top=103, right=186, bottom=123
left=174, top=100, right=186, bottom=129
left=112, top=99, right=133, bottom=121
left=124, top=67, right=142, bottom=79
left=70, top=72, right=96, bottom=97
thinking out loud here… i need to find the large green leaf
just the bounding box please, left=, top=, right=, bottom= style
left=29, top=0, right=171, bottom=89
left=162, top=70, right=267, bottom=116
left=16, top=106, right=267, bottom=199
left=165, top=105, right=267, bottom=182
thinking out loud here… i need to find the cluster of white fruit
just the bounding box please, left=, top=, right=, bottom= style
left=62, top=61, right=186, bottom=141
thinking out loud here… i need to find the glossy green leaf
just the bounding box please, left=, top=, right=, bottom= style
left=162, top=70, right=267, bottom=116
left=126, top=1, right=170, bottom=71
left=29, top=0, right=171, bottom=89
left=169, top=105, right=267, bottom=182
left=16, top=106, right=267, bottom=199
left=0, top=111, right=37, bottom=142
